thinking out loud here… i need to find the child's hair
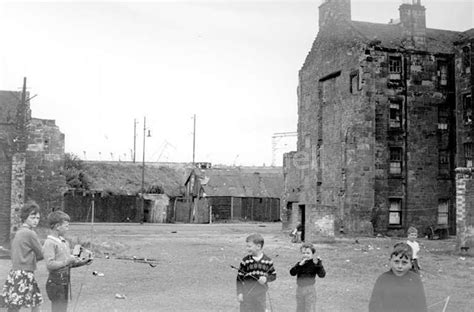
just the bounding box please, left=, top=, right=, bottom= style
left=20, top=200, right=40, bottom=222
left=407, top=226, right=418, bottom=235
left=300, top=242, right=316, bottom=254
left=391, top=242, right=413, bottom=260
left=246, top=233, right=264, bottom=248
left=48, top=210, right=71, bottom=229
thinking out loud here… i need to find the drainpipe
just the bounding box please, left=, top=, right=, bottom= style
left=403, top=53, right=410, bottom=229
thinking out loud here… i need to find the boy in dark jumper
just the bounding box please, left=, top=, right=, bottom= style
left=290, top=242, right=326, bottom=312
left=236, top=233, right=276, bottom=312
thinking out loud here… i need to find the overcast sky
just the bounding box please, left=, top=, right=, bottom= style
left=0, top=0, right=472, bottom=166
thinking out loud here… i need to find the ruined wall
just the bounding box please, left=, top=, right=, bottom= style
left=298, top=25, right=376, bottom=240
left=25, top=118, right=66, bottom=225
left=456, top=168, right=474, bottom=254
left=281, top=151, right=300, bottom=230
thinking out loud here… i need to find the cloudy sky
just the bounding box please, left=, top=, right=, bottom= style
left=0, top=0, right=472, bottom=166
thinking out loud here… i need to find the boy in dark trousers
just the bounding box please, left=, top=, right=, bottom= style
left=42, top=211, right=92, bottom=312
left=369, top=242, right=427, bottom=312
left=236, top=233, right=276, bottom=312
left=290, top=242, right=326, bottom=312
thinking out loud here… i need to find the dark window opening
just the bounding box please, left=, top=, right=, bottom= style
left=465, top=143, right=473, bottom=168
left=389, top=56, right=402, bottom=73
left=389, top=99, right=402, bottom=128
left=438, top=108, right=448, bottom=130
left=438, top=199, right=449, bottom=225
left=437, top=61, right=448, bottom=87
left=462, top=46, right=471, bottom=74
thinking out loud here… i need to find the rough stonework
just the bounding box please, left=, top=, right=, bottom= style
left=455, top=168, right=474, bottom=254
left=283, top=0, right=473, bottom=241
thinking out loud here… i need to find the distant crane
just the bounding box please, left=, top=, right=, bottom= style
left=271, top=132, right=297, bottom=166
left=157, top=140, right=176, bottom=162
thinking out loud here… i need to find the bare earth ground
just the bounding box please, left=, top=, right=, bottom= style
left=0, top=222, right=473, bottom=312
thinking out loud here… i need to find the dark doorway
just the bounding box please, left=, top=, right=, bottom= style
left=299, top=204, right=305, bottom=242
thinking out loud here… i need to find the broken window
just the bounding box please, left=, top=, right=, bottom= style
left=465, top=143, right=473, bottom=168
left=463, top=94, right=472, bottom=124
left=438, top=108, right=448, bottom=130
left=389, top=147, right=402, bottom=175
left=462, top=46, right=471, bottom=74
left=389, top=198, right=402, bottom=226
left=439, top=150, right=449, bottom=175
left=437, top=61, right=448, bottom=87
left=389, top=99, right=402, bottom=128
left=438, top=199, right=449, bottom=225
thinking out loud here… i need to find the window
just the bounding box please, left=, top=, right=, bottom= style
left=438, top=199, right=449, bottom=225
left=463, top=94, right=472, bottom=124
left=390, top=148, right=402, bottom=175
left=438, top=61, right=448, bottom=86
left=389, top=198, right=402, bottom=225
left=439, top=150, right=449, bottom=175
left=389, top=56, right=402, bottom=73
left=350, top=70, right=361, bottom=94
left=438, top=108, right=448, bottom=130
left=388, top=56, right=402, bottom=80
left=389, top=99, right=402, bottom=128
left=465, top=143, right=473, bottom=168
left=462, top=46, right=471, bottom=74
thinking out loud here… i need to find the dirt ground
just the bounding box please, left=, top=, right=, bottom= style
left=0, top=222, right=473, bottom=312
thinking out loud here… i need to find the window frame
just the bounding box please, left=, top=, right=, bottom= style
left=389, top=98, right=402, bottom=129
left=389, top=56, right=402, bottom=74
left=389, top=147, right=403, bottom=175
left=388, top=198, right=402, bottom=226
left=463, top=94, right=472, bottom=124
left=464, top=142, right=473, bottom=168
left=437, top=199, right=449, bottom=225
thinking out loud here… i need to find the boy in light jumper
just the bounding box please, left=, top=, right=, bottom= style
left=406, top=226, right=421, bottom=273
left=42, top=211, right=91, bottom=312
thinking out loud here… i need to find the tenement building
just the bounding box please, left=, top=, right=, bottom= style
left=282, top=0, right=473, bottom=241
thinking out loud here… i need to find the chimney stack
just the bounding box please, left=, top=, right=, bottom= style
left=399, top=0, right=426, bottom=50
left=319, top=0, right=351, bottom=29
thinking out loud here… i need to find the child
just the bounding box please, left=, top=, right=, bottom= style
left=406, top=226, right=421, bottom=273
left=1, top=201, right=44, bottom=312
left=289, top=242, right=326, bottom=312
left=236, top=233, right=276, bottom=312
left=369, top=242, right=427, bottom=312
left=42, top=211, right=91, bottom=312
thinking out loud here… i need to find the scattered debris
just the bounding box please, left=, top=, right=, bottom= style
left=459, top=257, right=466, bottom=261
left=346, top=259, right=351, bottom=262
left=115, top=293, right=126, bottom=299
left=171, top=231, right=177, bottom=233
left=92, top=271, right=105, bottom=277
left=354, top=239, right=359, bottom=244
left=258, top=225, right=266, bottom=227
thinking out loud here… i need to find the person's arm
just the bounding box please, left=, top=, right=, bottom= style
left=42, top=240, right=75, bottom=271
left=289, top=262, right=301, bottom=276
left=236, top=259, right=246, bottom=296
left=28, top=231, right=44, bottom=261
left=368, top=275, right=384, bottom=312
left=315, top=258, right=326, bottom=278
left=265, top=260, right=276, bottom=283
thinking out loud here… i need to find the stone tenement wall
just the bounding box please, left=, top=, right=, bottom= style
left=456, top=168, right=474, bottom=254
left=26, top=118, right=66, bottom=225
left=369, top=49, right=456, bottom=235
left=281, top=151, right=301, bottom=230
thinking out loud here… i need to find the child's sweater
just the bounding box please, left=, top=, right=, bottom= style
left=290, top=259, right=326, bottom=287
left=42, top=235, right=71, bottom=274
left=236, top=254, right=276, bottom=296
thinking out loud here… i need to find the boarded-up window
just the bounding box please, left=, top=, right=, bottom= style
left=465, top=143, right=473, bottom=168
left=390, top=148, right=402, bottom=174
left=389, top=198, right=402, bottom=225
left=438, top=199, right=449, bottom=225
left=389, top=99, right=402, bottom=128
left=438, top=61, right=448, bottom=86
left=463, top=94, right=472, bottom=124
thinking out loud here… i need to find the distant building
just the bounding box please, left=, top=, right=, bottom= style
left=282, top=0, right=473, bottom=241
left=179, top=167, right=283, bottom=223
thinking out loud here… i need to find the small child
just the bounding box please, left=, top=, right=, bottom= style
left=290, top=242, right=326, bottom=312
left=369, top=242, right=427, bottom=312
left=406, top=226, right=421, bottom=273
left=236, top=233, right=276, bottom=312
left=42, top=210, right=91, bottom=312
left=1, top=201, right=44, bottom=312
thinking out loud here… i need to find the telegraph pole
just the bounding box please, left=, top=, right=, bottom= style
left=133, top=119, right=137, bottom=163
left=140, top=116, right=146, bottom=222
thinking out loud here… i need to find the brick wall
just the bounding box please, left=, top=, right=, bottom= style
left=456, top=168, right=474, bottom=254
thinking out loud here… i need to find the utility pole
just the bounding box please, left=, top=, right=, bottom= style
left=192, top=114, right=196, bottom=166
left=140, top=116, right=146, bottom=222
left=133, top=118, right=137, bottom=163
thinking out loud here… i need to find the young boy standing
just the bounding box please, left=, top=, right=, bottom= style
left=290, top=242, right=326, bottom=312
left=42, top=211, right=91, bottom=312
left=236, top=233, right=276, bottom=312
left=369, top=242, right=427, bottom=312
left=406, top=226, right=421, bottom=273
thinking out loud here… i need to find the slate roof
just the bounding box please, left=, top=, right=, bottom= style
left=191, top=168, right=283, bottom=198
